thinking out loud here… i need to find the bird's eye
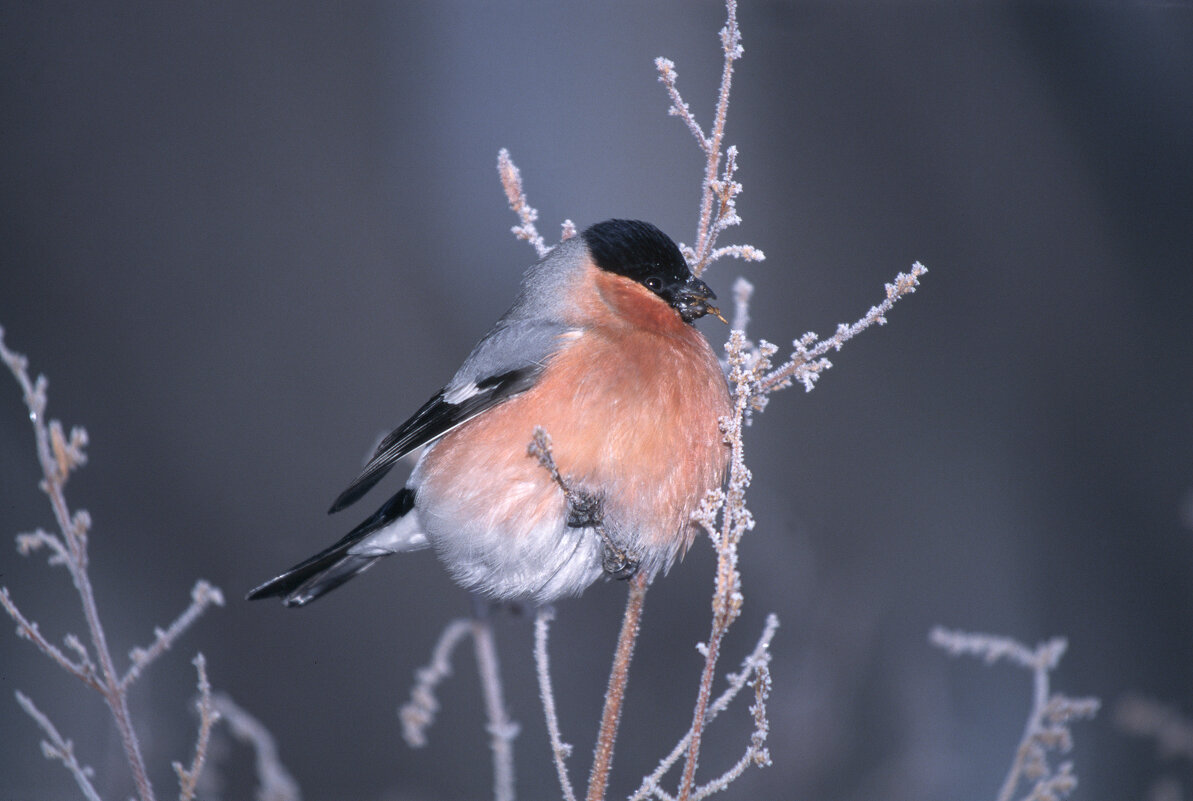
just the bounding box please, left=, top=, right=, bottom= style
left=644, top=276, right=664, bottom=292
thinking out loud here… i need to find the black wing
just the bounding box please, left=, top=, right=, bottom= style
left=248, top=488, right=416, bottom=606
left=327, top=367, right=538, bottom=513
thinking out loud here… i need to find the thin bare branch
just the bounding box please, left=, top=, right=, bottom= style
left=632, top=614, right=778, bottom=801
left=654, top=57, right=706, bottom=148
left=3, top=327, right=225, bottom=801
left=930, top=627, right=1099, bottom=801
left=175, top=654, right=220, bottom=801
left=15, top=691, right=104, bottom=801
left=587, top=572, right=649, bottom=801
left=0, top=328, right=89, bottom=568
left=729, top=278, right=753, bottom=339
left=399, top=618, right=473, bottom=747
left=16, top=527, right=72, bottom=566
left=498, top=148, right=552, bottom=259
left=655, top=0, right=762, bottom=277
left=758, top=262, right=927, bottom=397
left=535, top=607, right=579, bottom=801
left=483, top=1, right=929, bottom=798
left=471, top=614, right=519, bottom=801
left=210, top=693, right=303, bottom=801
left=1, top=587, right=101, bottom=689
left=708, top=244, right=764, bottom=264
left=124, top=581, right=226, bottom=691
left=49, top=418, right=89, bottom=483
left=2, top=326, right=157, bottom=801
left=400, top=610, right=518, bottom=801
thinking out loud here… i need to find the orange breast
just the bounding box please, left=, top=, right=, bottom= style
left=415, top=264, right=732, bottom=589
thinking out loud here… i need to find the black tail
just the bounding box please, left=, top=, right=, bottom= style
left=247, top=488, right=415, bottom=607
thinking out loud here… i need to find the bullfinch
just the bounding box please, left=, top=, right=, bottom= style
left=247, top=219, right=732, bottom=606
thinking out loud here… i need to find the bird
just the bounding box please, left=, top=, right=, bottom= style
left=247, top=219, right=732, bottom=607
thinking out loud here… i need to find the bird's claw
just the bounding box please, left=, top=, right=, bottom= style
left=602, top=549, right=639, bottom=580
left=566, top=489, right=604, bottom=528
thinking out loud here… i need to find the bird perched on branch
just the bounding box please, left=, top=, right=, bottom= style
left=248, top=219, right=731, bottom=606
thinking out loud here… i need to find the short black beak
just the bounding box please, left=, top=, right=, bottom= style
left=671, top=277, right=725, bottom=324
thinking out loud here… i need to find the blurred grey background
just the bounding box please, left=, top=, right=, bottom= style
left=2, top=2, right=1191, bottom=799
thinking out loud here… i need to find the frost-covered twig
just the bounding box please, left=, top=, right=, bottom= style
left=1, top=326, right=224, bottom=801
left=652, top=17, right=923, bottom=789
left=535, top=607, right=579, bottom=801
left=673, top=331, right=757, bottom=801
left=587, top=571, right=649, bottom=801
left=666, top=261, right=922, bottom=801
left=210, top=693, right=302, bottom=801
left=687, top=656, right=772, bottom=801
left=1, top=587, right=101, bottom=690
left=1116, top=693, right=1193, bottom=800
left=14, top=691, right=103, bottom=801
left=756, top=263, right=927, bottom=399
left=655, top=0, right=764, bottom=277
left=472, top=614, right=518, bottom=801
left=399, top=612, right=518, bottom=801
left=930, top=627, right=1100, bottom=801
left=729, top=278, right=753, bottom=343
left=124, top=581, right=225, bottom=691
left=399, top=618, right=473, bottom=747
left=631, top=613, right=777, bottom=801
left=497, top=148, right=575, bottom=259
left=1116, top=694, right=1193, bottom=761
left=526, top=426, right=649, bottom=801
left=175, top=654, right=219, bottom=801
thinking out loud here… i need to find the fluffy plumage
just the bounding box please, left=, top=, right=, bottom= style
left=248, top=219, right=731, bottom=606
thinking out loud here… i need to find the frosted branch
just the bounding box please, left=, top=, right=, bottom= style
left=632, top=614, right=778, bottom=801
left=690, top=656, right=771, bottom=800
left=400, top=610, right=518, bottom=801
left=399, top=618, right=473, bottom=747
left=479, top=0, right=929, bottom=797
left=930, top=627, right=1099, bottom=801
left=535, top=607, right=579, bottom=801
left=210, top=693, right=303, bottom=801
left=498, top=148, right=571, bottom=259
left=15, top=691, right=104, bottom=801
left=654, top=57, right=706, bottom=147
left=758, top=262, right=927, bottom=397
left=471, top=615, right=519, bottom=801
left=587, top=572, right=649, bottom=801
left=16, top=527, right=71, bottom=566
left=2, top=326, right=224, bottom=801
left=729, top=278, right=753, bottom=339
left=930, top=627, right=1064, bottom=672
left=709, top=244, right=764, bottom=264
left=174, top=654, right=219, bottom=801
left=655, top=0, right=763, bottom=277
left=0, top=327, right=89, bottom=569
left=123, top=581, right=226, bottom=690
left=1, top=587, right=101, bottom=689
